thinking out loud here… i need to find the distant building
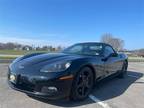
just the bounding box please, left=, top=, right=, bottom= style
left=22, top=45, right=32, bottom=51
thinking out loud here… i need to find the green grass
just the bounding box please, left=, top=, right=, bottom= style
left=0, top=56, right=17, bottom=60
left=0, top=50, right=48, bottom=55
left=128, top=57, right=144, bottom=62
left=0, top=50, right=55, bottom=60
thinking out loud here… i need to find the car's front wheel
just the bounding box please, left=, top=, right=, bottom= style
left=70, top=67, right=94, bottom=101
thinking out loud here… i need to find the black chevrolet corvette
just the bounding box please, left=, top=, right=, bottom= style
left=8, top=42, right=128, bottom=101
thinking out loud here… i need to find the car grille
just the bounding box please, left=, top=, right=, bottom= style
left=16, top=75, right=35, bottom=92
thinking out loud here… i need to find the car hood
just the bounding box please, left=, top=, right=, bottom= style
left=13, top=53, right=84, bottom=67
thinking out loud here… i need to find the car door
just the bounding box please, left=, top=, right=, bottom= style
left=103, top=45, right=122, bottom=77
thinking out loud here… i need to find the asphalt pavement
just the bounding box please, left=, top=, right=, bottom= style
left=0, top=62, right=144, bottom=108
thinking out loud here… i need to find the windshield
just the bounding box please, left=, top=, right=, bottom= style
left=62, top=43, right=103, bottom=56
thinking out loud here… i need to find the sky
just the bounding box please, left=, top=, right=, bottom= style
left=0, top=0, right=144, bottom=50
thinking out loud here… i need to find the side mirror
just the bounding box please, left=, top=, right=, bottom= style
left=102, top=53, right=118, bottom=61
left=111, top=53, right=118, bottom=57
left=102, top=55, right=109, bottom=61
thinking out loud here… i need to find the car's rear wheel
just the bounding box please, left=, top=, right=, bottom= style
left=117, top=61, right=128, bottom=78
left=70, top=67, right=94, bottom=101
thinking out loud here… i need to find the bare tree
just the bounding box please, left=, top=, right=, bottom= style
left=101, top=33, right=124, bottom=51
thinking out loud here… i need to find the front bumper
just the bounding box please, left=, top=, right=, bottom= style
left=8, top=73, right=73, bottom=100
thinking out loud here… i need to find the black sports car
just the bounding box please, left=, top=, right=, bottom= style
left=8, top=42, right=128, bottom=101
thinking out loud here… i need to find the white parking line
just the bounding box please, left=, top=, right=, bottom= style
left=128, top=75, right=139, bottom=78
left=89, top=94, right=111, bottom=108
left=128, top=74, right=144, bottom=80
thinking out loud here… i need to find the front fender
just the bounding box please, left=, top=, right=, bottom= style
left=69, top=58, right=96, bottom=78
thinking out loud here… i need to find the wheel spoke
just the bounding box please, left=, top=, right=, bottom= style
left=81, top=72, right=85, bottom=81
left=85, top=82, right=90, bottom=88
left=77, top=82, right=83, bottom=88
left=81, top=86, right=85, bottom=96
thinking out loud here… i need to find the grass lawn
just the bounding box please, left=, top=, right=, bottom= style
left=128, top=57, right=144, bottom=62
left=0, top=50, right=54, bottom=60
left=0, top=50, right=48, bottom=55
left=0, top=56, right=17, bottom=60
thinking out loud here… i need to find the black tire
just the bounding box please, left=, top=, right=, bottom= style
left=70, top=67, right=94, bottom=101
left=117, top=61, right=128, bottom=78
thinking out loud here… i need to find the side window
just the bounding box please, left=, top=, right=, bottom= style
left=104, top=46, right=115, bottom=57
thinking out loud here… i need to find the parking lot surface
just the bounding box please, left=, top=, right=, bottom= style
left=0, top=62, right=144, bottom=108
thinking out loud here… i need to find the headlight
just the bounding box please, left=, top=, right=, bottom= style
left=40, top=61, right=71, bottom=73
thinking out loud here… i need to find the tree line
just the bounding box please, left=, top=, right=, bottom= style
left=0, top=33, right=143, bottom=56
left=0, top=42, right=63, bottom=51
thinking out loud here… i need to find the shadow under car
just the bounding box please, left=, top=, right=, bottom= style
left=28, top=71, right=143, bottom=107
